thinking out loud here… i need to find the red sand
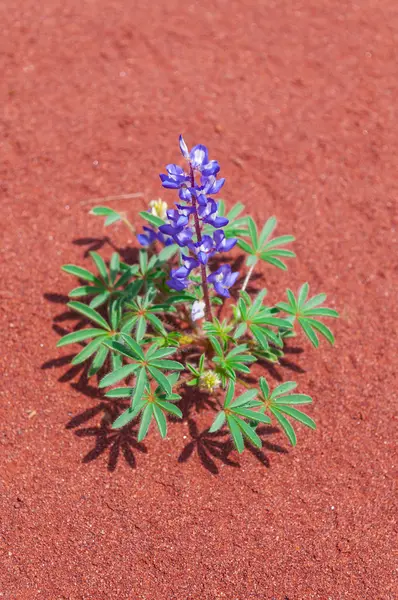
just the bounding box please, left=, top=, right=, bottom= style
left=1, top=1, right=397, bottom=598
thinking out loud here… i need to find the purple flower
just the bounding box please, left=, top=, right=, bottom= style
left=137, top=226, right=173, bottom=247
left=137, top=226, right=157, bottom=247
left=160, top=164, right=190, bottom=190
left=179, top=135, right=220, bottom=176
left=167, top=268, right=190, bottom=291
left=213, top=230, right=237, bottom=253
left=198, top=199, right=229, bottom=228
left=166, top=255, right=198, bottom=291
left=191, top=235, right=214, bottom=265
left=159, top=208, right=194, bottom=247
left=208, top=264, right=239, bottom=298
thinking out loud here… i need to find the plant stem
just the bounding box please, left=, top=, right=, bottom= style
left=189, top=164, right=213, bottom=321
left=241, top=261, right=256, bottom=292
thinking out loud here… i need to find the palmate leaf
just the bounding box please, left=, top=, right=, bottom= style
left=257, top=375, right=314, bottom=446
left=277, top=283, right=339, bottom=347
left=90, top=206, right=124, bottom=227
left=237, top=216, right=295, bottom=271
left=209, top=382, right=269, bottom=453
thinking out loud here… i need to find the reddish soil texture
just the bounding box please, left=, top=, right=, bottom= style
left=1, top=0, right=397, bottom=598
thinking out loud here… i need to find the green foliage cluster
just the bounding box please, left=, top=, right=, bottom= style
left=59, top=202, right=338, bottom=454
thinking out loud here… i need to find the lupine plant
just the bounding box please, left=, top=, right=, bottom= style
left=59, top=136, right=338, bottom=453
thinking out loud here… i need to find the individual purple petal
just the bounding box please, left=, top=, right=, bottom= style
left=167, top=277, right=188, bottom=291
left=173, top=228, right=193, bottom=247
left=179, top=135, right=189, bottom=159
left=190, top=144, right=209, bottom=170
left=159, top=223, right=182, bottom=236
left=201, top=160, right=220, bottom=177
left=179, top=187, right=192, bottom=202
left=166, top=164, right=185, bottom=176
left=211, top=216, right=229, bottom=228
left=159, top=174, right=180, bottom=189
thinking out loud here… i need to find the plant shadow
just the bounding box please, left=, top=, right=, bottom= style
left=178, top=419, right=287, bottom=474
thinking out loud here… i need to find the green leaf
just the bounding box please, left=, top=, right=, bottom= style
left=135, top=316, right=147, bottom=343
left=67, top=301, right=111, bottom=331
left=139, top=211, right=164, bottom=227
left=237, top=239, right=254, bottom=255
left=276, top=405, right=316, bottom=429
left=258, top=216, right=277, bottom=246
left=259, top=376, right=270, bottom=399
left=230, top=389, right=258, bottom=408
left=226, top=415, right=244, bottom=453
left=209, top=411, right=226, bottom=433
left=286, top=289, right=298, bottom=311
left=224, top=381, right=235, bottom=408
left=120, top=333, right=145, bottom=360
left=62, top=264, right=101, bottom=285
left=153, top=404, right=167, bottom=438
left=56, top=328, right=105, bottom=347
left=105, top=213, right=123, bottom=226
left=303, top=293, right=327, bottom=311
left=271, top=381, right=297, bottom=398
left=99, top=364, right=138, bottom=388
left=132, top=368, right=148, bottom=406
left=297, top=283, right=309, bottom=308
left=237, top=418, right=262, bottom=449
left=88, top=344, right=109, bottom=376
left=111, top=352, right=123, bottom=371
left=90, top=206, right=121, bottom=218
left=104, top=340, right=139, bottom=361
left=71, top=336, right=105, bottom=365
left=150, top=359, right=184, bottom=371
left=274, top=394, right=312, bottom=405
left=146, top=313, right=167, bottom=335
left=156, top=400, right=182, bottom=418
left=110, top=253, right=120, bottom=283
left=251, top=324, right=269, bottom=350
left=265, top=234, right=295, bottom=249
left=271, top=408, right=297, bottom=446
left=304, top=318, right=335, bottom=345
left=111, top=407, right=137, bottom=429
left=260, top=254, right=288, bottom=270
left=147, top=366, right=172, bottom=395
left=298, top=318, right=319, bottom=347
left=90, top=251, right=108, bottom=282
left=138, top=404, right=154, bottom=441
left=104, top=387, right=134, bottom=398
left=303, top=307, right=339, bottom=318
left=209, top=336, right=223, bottom=357
left=89, top=291, right=110, bottom=309
left=69, top=285, right=104, bottom=298
left=247, top=216, right=258, bottom=249
left=234, top=322, right=247, bottom=339
left=233, top=408, right=271, bottom=423
left=147, top=346, right=177, bottom=360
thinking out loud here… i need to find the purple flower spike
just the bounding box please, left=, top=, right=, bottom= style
left=208, top=265, right=239, bottom=298
left=213, top=230, right=237, bottom=253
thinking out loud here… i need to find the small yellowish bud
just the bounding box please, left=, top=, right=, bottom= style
left=200, top=370, right=221, bottom=393
left=179, top=334, right=195, bottom=346
left=149, top=198, right=168, bottom=220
